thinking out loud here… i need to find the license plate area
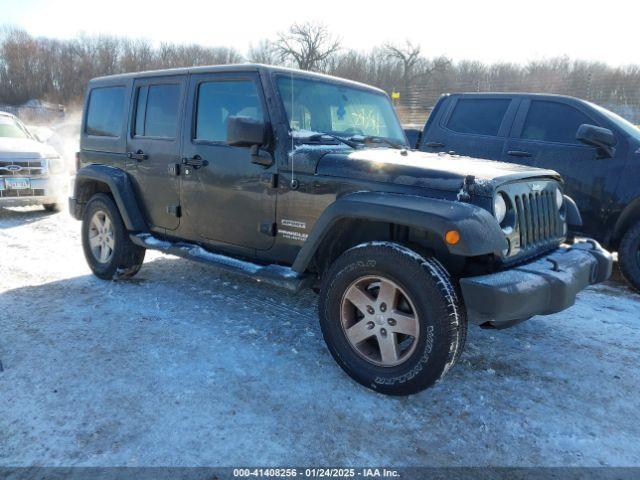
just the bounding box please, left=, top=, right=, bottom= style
left=4, top=178, right=31, bottom=190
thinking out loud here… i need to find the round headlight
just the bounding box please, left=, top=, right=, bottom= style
left=555, top=188, right=564, bottom=210
left=494, top=193, right=507, bottom=224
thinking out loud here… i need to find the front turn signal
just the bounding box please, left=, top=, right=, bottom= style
left=445, top=230, right=460, bottom=245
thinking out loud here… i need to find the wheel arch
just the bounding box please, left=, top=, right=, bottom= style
left=72, top=164, right=147, bottom=232
left=611, top=196, right=640, bottom=250
left=291, top=191, right=507, bottom=275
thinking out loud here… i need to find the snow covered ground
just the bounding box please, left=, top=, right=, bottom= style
left=1, top=206, right=639, bottom=467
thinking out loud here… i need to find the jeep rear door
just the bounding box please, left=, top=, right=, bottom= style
left=179, top=71, right=276, bottom=250
left=419, top=95, right=518, bottom=160
left=126, top=75, right=186, bottom=231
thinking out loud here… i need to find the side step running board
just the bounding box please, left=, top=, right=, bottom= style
left=130, top=233, right=312, bottom=292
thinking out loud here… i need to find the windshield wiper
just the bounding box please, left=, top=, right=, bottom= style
left=296, top=132, right=359, bottom=149
left=348, top=135, right=404, bottom=149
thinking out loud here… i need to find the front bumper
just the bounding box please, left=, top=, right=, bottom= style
left=0, top=175, right=67, bottom=208
left=0, top=195, right=59, bottom=207
left=459, top=240, right=613, bottom=326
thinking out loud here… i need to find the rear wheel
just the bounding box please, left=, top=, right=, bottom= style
left=81, top=193, right=145, bottom=280
left=618, top=220, right=640, bottom=292
left=319, top=242, right=467, bottom=396
left=43, top=203, right=59, bottom=212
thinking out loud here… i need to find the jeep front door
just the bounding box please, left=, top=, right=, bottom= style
left=180, top=72, right=276, bottom=250
left=126, top=76, right=186, bottom=231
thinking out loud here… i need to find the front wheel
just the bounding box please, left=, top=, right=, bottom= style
left=619, top=220, right=640, bottom=292
left=319, top=242, right=467, bottom=396
left=81, top=193, right=145, bottom=280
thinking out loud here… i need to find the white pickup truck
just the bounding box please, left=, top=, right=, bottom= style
left=0, top=111, right=66, bottom=211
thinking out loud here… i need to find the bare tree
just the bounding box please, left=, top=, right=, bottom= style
left=275, top=22, right=340, bottom=71
left=248, top=39, right=280, bottom=65
left=384, top=41, right=450, bottom=95
left=384, top=41, right=423, bottom=86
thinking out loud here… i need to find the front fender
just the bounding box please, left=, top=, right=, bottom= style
left=291, top=191, right=507, bottom=273
left=72, top=164, right=147, bottom=232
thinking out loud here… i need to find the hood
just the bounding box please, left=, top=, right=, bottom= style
left=316, top=148, right=561, bottom=195
left=0, top=137, right=58, bottom=160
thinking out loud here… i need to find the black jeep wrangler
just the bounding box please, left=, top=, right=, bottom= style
left=70, top=65, right=612, bottom=395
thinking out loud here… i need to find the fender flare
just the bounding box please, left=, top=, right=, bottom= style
left=291, top=191, right=507, bottom=273
left=73, top=164, right=147, bottom=232
left=564, top=195, right=583, bottom=228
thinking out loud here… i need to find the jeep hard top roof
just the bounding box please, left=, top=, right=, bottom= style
left=88, top=63, right=387, bottom=95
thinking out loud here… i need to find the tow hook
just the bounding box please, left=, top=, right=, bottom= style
left=546, top=258, right=560, bottom=272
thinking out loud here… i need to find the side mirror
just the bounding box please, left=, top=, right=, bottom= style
left=576, top=124, right=616, bottom=158
left=227, top=116, right=266, bottom=147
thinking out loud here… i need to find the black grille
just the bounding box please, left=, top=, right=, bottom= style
left=514, top=190, right=562, bottom=250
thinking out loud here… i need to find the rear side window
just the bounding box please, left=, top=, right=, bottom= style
left=134, top=84, right=180, bottom=138
left=446, top=98, right=510, bottom=136
left=85, top=86, right=125, bottom=137
left=195, top=80, right=263, bottom=142
left=522, top=101, right=593, bottom=144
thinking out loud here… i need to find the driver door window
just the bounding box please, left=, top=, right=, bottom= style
left=195, top=80, right=263, bottom=143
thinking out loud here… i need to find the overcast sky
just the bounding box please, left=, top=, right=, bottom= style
left=2, top=0, right=638, bottom=66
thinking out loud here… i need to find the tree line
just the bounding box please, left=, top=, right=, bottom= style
left=2, top=23, right=639, bottom=122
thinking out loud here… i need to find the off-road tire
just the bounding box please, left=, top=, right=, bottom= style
left=43, top=203, right=59, bottom=212
left=618, top=220, right=640, bottom=292
left=81, top=193, right=145, bottom=280
left=319, top=242, right=467, bottom=396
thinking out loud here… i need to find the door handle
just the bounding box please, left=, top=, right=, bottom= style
left=425, top=141, right=445, bottom=148
left=507, top=150, right=532, bottom=157
left=181, top=155, right=208, bottom=169
left=127, top=149, right=148, bottom=161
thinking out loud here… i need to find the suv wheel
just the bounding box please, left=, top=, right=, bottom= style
left=81, top=193, right=145, bottom=280
left=619, top=220, right=640, bottom=292
left=43, top=203, right=59, bottom=212
left=319, top=242, right=467, bottom=396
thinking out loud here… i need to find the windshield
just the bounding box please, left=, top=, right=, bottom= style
left=0, top=115, right=30, bottom=139
left=276, top=75, right=406, bottom=144
left=589, top=102, right=640, bottom=139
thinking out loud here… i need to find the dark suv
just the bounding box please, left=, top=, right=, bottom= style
left=416, top=93, right=640, bottom=291
left=69, top=65, right=612, bottom=395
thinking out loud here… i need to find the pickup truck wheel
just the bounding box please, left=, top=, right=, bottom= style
left=618, top=220, right=640, bottom=292
left=319, top=242, right=467, bottom=396
left=81, top=193, right=145, bottom=280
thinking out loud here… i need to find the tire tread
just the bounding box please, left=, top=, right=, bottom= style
left=619, top=220, right=640, bottom=292
left=319, top=241, right=467, bottom=395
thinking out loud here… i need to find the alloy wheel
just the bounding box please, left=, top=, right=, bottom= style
left=88, top=210, right=115, bottom=264
left=340, top=275, right=420, bottom=367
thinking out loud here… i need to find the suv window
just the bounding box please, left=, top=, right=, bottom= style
left=195, top=80, right=263, bottom=142
left=134, top=84, right=180, bottom=138
left=85, top=86, right=125, bottom=137
left=447, top=98, right=510, bottom=136
left=522, top=101, right=593, bottom=144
